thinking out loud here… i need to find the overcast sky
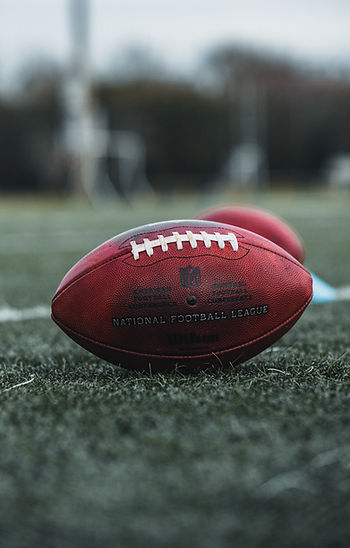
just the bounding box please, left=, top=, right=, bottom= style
left=1, top=0, right=350, bottom=89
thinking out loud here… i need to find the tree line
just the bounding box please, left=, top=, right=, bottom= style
left=1, top=46, right=349, bottom=192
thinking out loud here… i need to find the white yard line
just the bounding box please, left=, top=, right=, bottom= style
left=0, top=285, right=349, bottom=326
left=337, top=286, right=350, bottom=301
left=0, top=305, right=50, bottom=323
left=0, top=229, right=114, bottom=255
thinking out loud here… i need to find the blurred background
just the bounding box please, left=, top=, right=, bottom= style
left=1, top=0, right=350, bottom=201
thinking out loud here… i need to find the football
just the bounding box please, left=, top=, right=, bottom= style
left=52, top=219, right=312, bottom=371
left=197, top=205, right=305, bottom=263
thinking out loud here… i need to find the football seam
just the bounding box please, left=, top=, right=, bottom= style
left=51, top=292, right=312, bottom=361
left=52, top=247, right=130, bottom=302
left=122, top=248, right=250, bottom=267
left=52, top=237, right=309, bottom=303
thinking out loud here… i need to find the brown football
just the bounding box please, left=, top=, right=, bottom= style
left=52, top=220, right=312, bottom=371
left=197, top=205, right=305, bottom=263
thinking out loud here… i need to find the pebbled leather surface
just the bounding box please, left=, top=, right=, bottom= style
left=197, top=205, right=305, bottom=263
left=52, top=219, right=312, bottom=371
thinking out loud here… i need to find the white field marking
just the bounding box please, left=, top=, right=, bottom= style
left=0, top=229, right=112, bottom=255
left=265, top=347, right=282, bottom=353
left=337, top=286, right=350, bottom=301
left=2, top=376, right=35, bottom=393
left=130, top=230, right=238, bottom=260
left=0, top=284, right=349, bottom=325
left=0, top=305, right=50, bottom=323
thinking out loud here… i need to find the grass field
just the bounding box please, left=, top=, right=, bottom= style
left=1, top=190, right=349, bottom=548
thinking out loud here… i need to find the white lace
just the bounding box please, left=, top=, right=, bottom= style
left=130, top=230, right=238, bottom=260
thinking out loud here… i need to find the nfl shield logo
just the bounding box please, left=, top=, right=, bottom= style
left=179, top=266, right=202, bottom=288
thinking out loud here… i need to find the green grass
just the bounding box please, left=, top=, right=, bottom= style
left=0, top=190, right=349, bottom=548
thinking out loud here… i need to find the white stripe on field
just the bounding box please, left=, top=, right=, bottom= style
left=0, top=229, right=114, bottom=255
left=0, top=285, right=349, bottom=324
left=337, top=286, right=350, bottom=301
left=0, top=305, right=50, bottom=323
